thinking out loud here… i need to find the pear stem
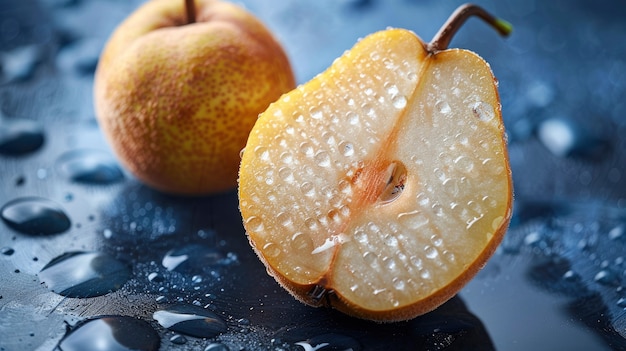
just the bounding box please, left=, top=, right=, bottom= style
left=185, top=0, right=196, bottom=25
left=427, top=3, right=512, bottom=54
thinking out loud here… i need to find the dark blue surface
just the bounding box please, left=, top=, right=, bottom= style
left=0, top=0, right=625, bottom=350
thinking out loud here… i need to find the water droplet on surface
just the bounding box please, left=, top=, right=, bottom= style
left=280, top=151, right=294, bottom=164
left=204, top=343, right=230, bottom=351
left=57, top=316, right=160, bottom=351
left=347, top=112, right=360, bottom=125
left=392, top=95, right=407, bottom=109
left=162, top=245, right=229, bottom=274
left=0, top=118, right=45, bottom=156
left=617, top=297, right=626, bottom=308
left=392, top=278, right=406, bottom=291
left=295, top=333, right=362, bottom=351
left=299, top=142, right=314, bottom=157
left=246, top=216, right=264, bottom=232
left=398, top=210, right=429, bottom=229
left=425, top=246, right=439, bottom=260
left=594, top=269, right=621, bottom=286
left=1, top=247, right=14, bottom=256
left=436, top=100, right=451, bottom=114
left=471, top=101, right=495, bottom=122
left=278, top=167, right=294, bottom=182
left=385, top=83, right=399, bottom=96
left=170, top=334, right=187, bottom=345
left=339, top=141, right=354, bottom=157
left=314, top=151, right=331, bottom=167
left=1, top=45, right=42, bottom=83
left=56, top=150, right=124, bottom=184
left=536, top=118, right=575, bottom=158
left=310, top=106, right=323, bottom=120
left=39, top=251, right=130, bottom=297
left=609, top=225, right=624, bottom=240
left=291, top=232, right=313, bottom=252
left=153, top=304, right=227, bottom=338
left=300, top=182, right=316, bottom=197
left=263, top=242, right=281, bottom=258
left=148, top=272, right=164, bottom=283
left=254, top=146, right=269, bottom=161
left=1, top=197, right=71, bottom=235
left=363, top=251, right=378, bottom=268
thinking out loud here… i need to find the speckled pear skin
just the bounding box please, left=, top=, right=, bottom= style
left=238, top=28, right=512, bottom=321
left=94, top=0, right=295, bottom=195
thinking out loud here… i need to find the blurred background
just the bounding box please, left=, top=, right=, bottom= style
left=0, top=0, right=625, bottom=350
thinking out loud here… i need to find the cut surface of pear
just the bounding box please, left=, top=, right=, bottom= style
left=239, top=26, right=512, bottom=321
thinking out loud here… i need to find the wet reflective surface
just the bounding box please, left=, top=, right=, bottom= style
left=1, top=0, right=625, bottom=350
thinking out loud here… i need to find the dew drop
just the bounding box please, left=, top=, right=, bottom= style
left=425, top=246, right=439, bottom=259
left=392, top=95, right=407, bottom=109
left=276, top=212, right=292, bottom=228
left=384, top=257, right=397, bottom=270
left=148, top=272, right=164, bottom=283
left=263, top=242, right=281, bottom=258
left=57, top=316, right=160, bottom=351
left=162, top=245, right=228, bottom=274
left=363, top=251, right=378, bottom=268
left=56, top=150, right=124, bottom=184
left=0, top=118, right=45, bottom=156
left=392, top=278, right=406, bottom=291
left=436, top=100, right=451, bottom=114
left=594, top=269, right=621, bottom=286
left=204, top=343, right=230, bottom=351
left=431, top=235, right=444, bottom=247
left=339, top=141, right=354, bottom=157
left=254, top=146, right=269, bottom=161
left=384, top=234, right=398, bottom=247
left=280, top=151, right=293, bottom=165
left=304, top=217, right=319, bottom=230
left=291, top=232, right=313, bottom=252
left=385, top=83, right=399, bottom=96
left=410, top=256, right=423, bottom=268
left=347, top=112, right=359, bottom=125
left=153, top=304, right=227, bottom=338
left=300, top=182, right=315, bottom=197
left=278, top=167, right=294, bottom=182
left=295, top=333, right=361, bottom=351
left=471, top=101, right=495, bottom=122
left=310, top=106, right=323, bottom=120
left=1, top=197, right=71, bottom=235
left=617, top=298, right=626, bottom=308
left=314, top=151, right=331, bottom=167
left=1, top=247, right=15, bottom=256
left=454, top=155, right=475, bottom=174
left=299, top=142, right=314, bottom=157
left=609, top=225, right=624, bottom=240
left=170, top=335, right=187, bottom=345
left=492, top=216, right=504, bottom=230
left=246, top=216, right=264, bottom=232
left=39, top=251, right=131, bottom=298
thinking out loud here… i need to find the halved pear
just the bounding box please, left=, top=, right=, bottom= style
left=238, top=4, right=513, bottom=322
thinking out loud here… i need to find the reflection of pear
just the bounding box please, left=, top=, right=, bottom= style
left=239, top=4, right=513, bottom=321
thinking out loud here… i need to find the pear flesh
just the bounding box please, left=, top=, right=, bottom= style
left=239, top=28, right=512, bottom=321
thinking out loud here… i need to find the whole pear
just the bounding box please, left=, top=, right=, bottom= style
left=94, top=0, right=295, bottom=195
